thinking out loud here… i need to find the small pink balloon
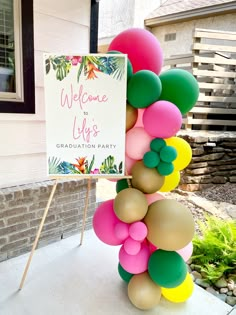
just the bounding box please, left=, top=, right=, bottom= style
left=93, top=199, right=124, bottom=246
left=114, top=222, right=129, bottom=241
left=119, top=243, right=150, bottom=274
left=143, top=101, right=182, bottom=138
left=125, top=154, right=137, bottom=175
left=145, top=193, right=165, bottom=205
left=124, top=237, right=141, bottom=255
left=176, top=241, right=193, bottom=262
left=129, top=222, right=147, bottom=241
left=134, top=108, right=145, bottom=128
left=126, top=127, right=153, bottom=160
left=108, top=28, right=163, bottom=74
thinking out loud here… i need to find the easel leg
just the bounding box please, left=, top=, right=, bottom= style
left=19, top=179, right=58, bottom=290
left=80, top=178, right=91, bottom=246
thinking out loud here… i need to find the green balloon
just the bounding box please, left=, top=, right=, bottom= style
left=143, top=151, right=160, bottom=168
left=157, top=161, right=174, bottom=176
left=116, top=179, right=129, bottom=193
left=127, top=70, right=162, bottom=108
left=160, top=146, right=177, bottom=163
left=159, top=69, right=199, bottom=115
left=150, top=138, right=166, bottom=153
left=148, top=250, right=187, bottom=288
left=107, top=50, right=133, bottom=80
left=118, top=263, right=133, bottom=283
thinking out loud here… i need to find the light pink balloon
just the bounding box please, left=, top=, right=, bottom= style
left=134, top=108, right=145, bottom=128
left=129, top=222, right=147, bottom=241
left=126, top=127, right=153, bottom=160
left=125, top=154, right=137, bottom=175
left=119, top=243, right=150, bottom=274
left=108, top=28, right=163, bottom=74
left=176, top=242, right=193, bottom=262
left=124, top=237, right=141, bottom=255
left=114, top=222, right=129, bottom=241
left=93, top=199, right=124, bottom=246
left=145, top=193, right=165, bottom=205
left=143, top=101, right=182, bottom=138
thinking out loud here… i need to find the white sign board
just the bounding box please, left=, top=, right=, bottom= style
left=44, top=54, right=127, bottom=176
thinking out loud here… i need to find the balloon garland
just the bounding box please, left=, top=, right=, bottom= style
left=93, top=28, right=199, bottom=310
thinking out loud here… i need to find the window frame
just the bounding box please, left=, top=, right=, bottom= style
left=0, top=0, right=35, bottom=114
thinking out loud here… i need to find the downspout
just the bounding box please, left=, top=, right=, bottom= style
left=90, top=0, right=100, bottom=53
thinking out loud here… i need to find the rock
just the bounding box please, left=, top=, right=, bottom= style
left=233, top=288, right=236, bottom=297
left=212, top=176, right=227, bottom=184
left=227, top=279, right=235, bottom=291
left=220, top=287, right=228, bottom=294
left=191, top=271, right=202, bottom=281
left=216, top=294, right=227, bottom=303
left=193, top=265, right=202, bottom=273
left=187, top=265, right=192, bottom=273
left=195, top=278, right=210, bottom=289
left=226, top=296, right=236, bottom=306
left=215, top=277, right=228, bottom=288
left=227, top=291, right=233, bottom=296
left=192, top=152, right=225, bottom=162
left=206, top=287, right=218, bottom=296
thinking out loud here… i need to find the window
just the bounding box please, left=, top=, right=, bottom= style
left=164, top=33, right=176, bottom=42
left=0, top=0, right=35, bottom=113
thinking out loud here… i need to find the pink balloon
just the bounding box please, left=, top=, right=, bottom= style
left=134, top=108, right=145, bottom=128
left=114, top=222, right=129, bottom=241
left=145, top=193, right=165, bottom=205
left=119, top=243, right=150, bottom=274
left=143, top=101, right=182, bottom=138
left=124, top=237, right=141, bottom=255
left=176, top=242, right=193, bottom=262
left=93, top=199, right=124, bottom=246
left=125, top=154, right=137, bottom=175
left=108, top=28, right=163, bottom=74
left=126, top=127, right=153, bottom=160
left=129, top=222, right=147, bottom=241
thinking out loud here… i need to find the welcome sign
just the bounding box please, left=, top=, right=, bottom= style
left=44, top=54, right=127, bottom=176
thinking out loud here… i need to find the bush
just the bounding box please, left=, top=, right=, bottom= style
left=191, top=215, right=236, bottom=283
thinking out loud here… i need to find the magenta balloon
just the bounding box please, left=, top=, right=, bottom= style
left=114, top=222, right=130, bottom=241
left=124, top=237, right=141, bottom=255
left=126, top=127, right=153, bottom=160
left=119, top=243, right=150, bottom=274
left=108, top=28, right=163, bottom=74
left=176, top=242, right=193, bottom=262
left=129, top=222, right=148, bottom=241
left=93, top=199, right=124, bottom=245
left=145, top=193, right=165, bottom=205
left=143, top=101, right=182, bottom=138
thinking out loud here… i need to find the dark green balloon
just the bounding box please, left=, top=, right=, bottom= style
left=160, top=146, right=177, bottom=163
left=107, top=50, right=133, bottom=80
left=150, top=138, right=166, bottom=153
left=118, top=263, right=133, bottom=283
left=127, top=70, right=162, bottom=108
left=148, top=250, right=187, bottom=288
left=143, top=151, right=160, bottom=168
left=159, top=69, right=199, bottom=115
left=116, top=179, right=129, bottom=193
left=157, top=161, right=174, bottom=176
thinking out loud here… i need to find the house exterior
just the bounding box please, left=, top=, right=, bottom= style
left=0, top=0, right=98, bottom=261
left=145, top=0, right=236, bottom=58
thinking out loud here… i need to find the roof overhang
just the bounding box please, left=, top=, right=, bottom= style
left=145, top=1, right=236, bottom=27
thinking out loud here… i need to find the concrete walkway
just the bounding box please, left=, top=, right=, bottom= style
left=0, top=229, right=234, bottom=315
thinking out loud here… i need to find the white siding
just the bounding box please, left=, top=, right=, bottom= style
left=0, top=0, right=91, bottom=188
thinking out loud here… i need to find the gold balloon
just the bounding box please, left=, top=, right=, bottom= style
left=128, top=272, right=162, bottom=310
left=131, top=161, right=164, bottom=194
left=126, top=103, right=138, bottom=131
left=144, top=199, right=195, bottom=251
left=162, top=273, right=194, bottom=303
left=114, top=188, right=148, bottom=223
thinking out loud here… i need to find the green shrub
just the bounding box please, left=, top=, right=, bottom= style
left=191, top=215, right=236, bottom=283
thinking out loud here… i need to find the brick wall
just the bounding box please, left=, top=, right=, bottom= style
left=0, top=179, right=97, bottom=262
left=179, top=131, right=236, bottom=191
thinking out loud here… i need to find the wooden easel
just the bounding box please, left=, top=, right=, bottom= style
left=19, top=177, right=92, bottom=290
